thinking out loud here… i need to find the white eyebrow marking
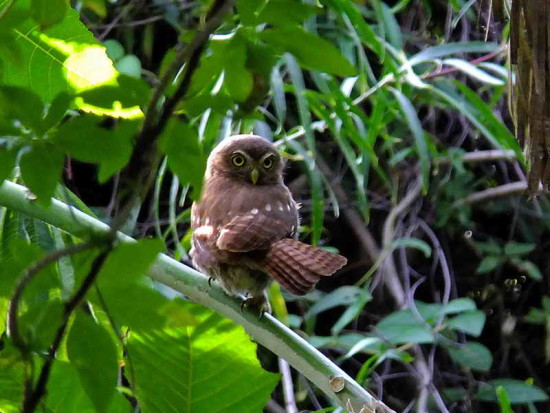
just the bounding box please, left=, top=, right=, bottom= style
left=265, top=204, right=271, bottom=211
left=287, top=203, right=291, bottom=211
left=251, top=208, right=259, bottom=215
left=205, top=218, right=210, bottom=225
left=278, top=202, right=284, bottom=212
left=194, top=225, right=214, bottom=236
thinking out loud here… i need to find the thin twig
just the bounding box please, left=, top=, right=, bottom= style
left=278, top=358, right=299, bottom=413
left=7, top=242, right=94, bottom=353
left=22, top=246, right=113, bottom=412
left=453, top=181, right=527, bottom=207
left=421, top=48, right=505, bottom=79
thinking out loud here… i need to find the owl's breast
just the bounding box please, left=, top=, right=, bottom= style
left=190, top=176, right=299, bottom=273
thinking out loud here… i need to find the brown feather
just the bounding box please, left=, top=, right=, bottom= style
left=263, top=238, right=347, bottom=295
left=216, top=213, right=289, bottom=252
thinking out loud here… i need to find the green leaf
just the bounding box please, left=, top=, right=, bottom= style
left=474, top=240, right=502, bottom=255
left=260, top=28, right=357, bottom=76
left=237, top=0, right=267, bottom=25
left=343, top=337, right=383, bottom=359
left=447, top=311, right=486, bottom=337
left=95, top=240, right=167, bottom=331
left=160, top=120, right=206, bottom=199
left=115, top=55, right=142, bottom=78
left=3, top=0, right=140, bottom=118
left=20, top=142, right=64, bottom=203
left=305, top=286, right=371, bottom=319
left=444, top=81, right=521, bottom=158
left=67, top=312, right=119, bottom=413
left=376, top=1, right=403, bottom=49
left=497, top=386, right=514, bottom=413
left=390, top=88, right=430, bottom=192
left=376, top=310, right=435, bottom=344
left=0, top=346, right=24, bottom=412
left=18, top=298, right=64, bottom=351
left=391, top=237, right=432, bottom=258
left=447, top=341, right=492, bottom=372
left=0, top=148, right=17, bottom=183
left=477, top=256, right=501, bottom=274
left=325, top=0, right=383, bottom=56
left=514, top=260, right=542, bottom=281
left=82, top=0, right=107, bottom=18
left=104, top=39, right=125, bottom=61
left=443, top=298, right=477, bottom=314
left=224, top=33, right=253, bottom=102
left=504, top=242, right=536, bottom=256
left=476, top=379, right=549, bottom=404
left=41, top=92, right=72, bottom=134
left=127, top=303, right=280, bottom=413
left=524, top=308, right=546, bottom=325
left=332, top=291, right=372, bottom=335
left=31, top=0, right=67, bottom=28
left=256, top=0, right=320, bottom=26
left=46, top=362, right=133, bottom=412
left=0, top=86, right=44, bottom=133
left=54, top=116, right=135, bottom=182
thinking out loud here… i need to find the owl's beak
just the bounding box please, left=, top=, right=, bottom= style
left=250, top=168, right=260, bottom=185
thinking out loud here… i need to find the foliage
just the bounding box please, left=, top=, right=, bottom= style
left=0, top=0, right=549, bottom=412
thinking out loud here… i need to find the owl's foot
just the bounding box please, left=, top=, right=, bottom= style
left=241, top=295, right=272, bottom=317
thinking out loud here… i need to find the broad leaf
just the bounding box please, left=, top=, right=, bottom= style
left=160, top=120, right=206, bottom=199
left=305, top=286, right=371, bottom=319
left=2, top=0, right=143, bottom=118
left=447, top=311, right=486, bottom=337
left=19, top=141, right=64, bottom=203
left=127, top=303, right=280, bottom=413
left=94, top=240, right=167, bottom=331
left=67, top=312, right=119, bottom=413
left=476, top=379, right=549, bottom=404
left=376, top=310, right=435, bottom=344
left=447, top=341, right=492, bottom=372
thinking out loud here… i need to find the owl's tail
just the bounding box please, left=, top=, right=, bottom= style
left=263, top=238, right=347, bottom=295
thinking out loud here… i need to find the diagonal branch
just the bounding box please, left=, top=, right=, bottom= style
left=0, top=180, right=396, bottom=413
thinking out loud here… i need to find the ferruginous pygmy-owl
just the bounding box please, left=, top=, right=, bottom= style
left=190, top=134, right=347, bottom=310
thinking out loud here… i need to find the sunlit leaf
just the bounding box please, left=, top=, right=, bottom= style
left=127, top=303, right=280, bottom=413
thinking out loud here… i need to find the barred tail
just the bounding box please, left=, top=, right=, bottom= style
left=263, top=238, right=347, bottom=295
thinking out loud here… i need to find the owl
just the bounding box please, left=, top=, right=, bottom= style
left=190, top=134, right=347, bottom=311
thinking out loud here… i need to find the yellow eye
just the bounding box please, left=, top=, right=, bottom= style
left=263, top=156, right=274, bottom=169
left=232, top=154, right=245, bottom=167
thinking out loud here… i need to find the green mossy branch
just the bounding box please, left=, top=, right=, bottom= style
left=0, top=180, right=395, bottom=413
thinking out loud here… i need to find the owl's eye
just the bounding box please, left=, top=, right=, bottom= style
left=263, top=156, right=274, bottom=169
left=231, top=154, right=245, bottom=167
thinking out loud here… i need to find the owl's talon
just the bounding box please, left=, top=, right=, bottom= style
left=241, top=296, right=271, bottom=316
left=208, top=277, right=214, bottom=288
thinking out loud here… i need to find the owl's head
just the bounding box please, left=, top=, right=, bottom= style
left=207, top=135, right=284, bottom=185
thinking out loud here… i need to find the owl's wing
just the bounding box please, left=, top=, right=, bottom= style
left=216, top=213, right=289, bottom=252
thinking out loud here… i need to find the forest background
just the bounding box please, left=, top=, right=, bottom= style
left=0, top=0, right=548, bottom=412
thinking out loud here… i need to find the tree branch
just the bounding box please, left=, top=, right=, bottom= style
left=0, top=180, right=396, bottom=413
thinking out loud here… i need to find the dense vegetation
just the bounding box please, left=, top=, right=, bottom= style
left=0, top=0, right=548, bottom=412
